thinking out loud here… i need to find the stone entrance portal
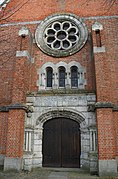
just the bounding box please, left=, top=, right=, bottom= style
left=23, top=93, right=97, bottom=173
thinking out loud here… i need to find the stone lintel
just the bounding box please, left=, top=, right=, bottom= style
left=99, top=159, right=117, bottom=176
left=4, top=157, right=22, bottom=171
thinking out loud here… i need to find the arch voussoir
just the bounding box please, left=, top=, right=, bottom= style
left=36, top=108, right=85, bottom=126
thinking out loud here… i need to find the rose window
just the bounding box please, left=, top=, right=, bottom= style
left=44, top=21, right=79, bottom=50
left=35, top=13, right=88, bottom=57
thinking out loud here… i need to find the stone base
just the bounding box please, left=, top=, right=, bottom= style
left=0, top=154, right=5, bottom=166
left=23, top=154, right=33, bottom=171
left=89, top=152, right=98, bottom=175
left=4, top=157, right=22, bottom=171
left=99, top=159, right=117, bottom=176
left=116, top=156, right=118, bottom=166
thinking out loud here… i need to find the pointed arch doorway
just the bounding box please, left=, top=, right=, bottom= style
left=42, top=117, right=81, bottom=168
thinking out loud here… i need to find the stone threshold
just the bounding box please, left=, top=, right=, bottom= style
left=38, top=167, right=89, bottom=173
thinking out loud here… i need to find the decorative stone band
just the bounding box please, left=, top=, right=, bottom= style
left=95, top=102, right=113, bottom=108
left=0, top=103, right=33, bottom=113
left=88, top=102, right=118, bottom=111
left=112, top=105, right=118, bottom=111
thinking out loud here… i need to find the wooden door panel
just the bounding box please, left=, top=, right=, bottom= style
left=61, top=118, right=80, bottom=167
left=42, top=118, right=61, bottom=167
left=43, top=118, right=80, bottom=168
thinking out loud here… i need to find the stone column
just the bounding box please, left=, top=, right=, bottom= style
left=53, top=72, right=58, bottom=89
left=66, top=71, right=70, bottom=88
left=33, top=126, right=43, bottom=167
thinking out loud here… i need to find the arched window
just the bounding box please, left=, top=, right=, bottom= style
left=71, top=66, right=78, bottom=87
left=59, top=66, right=66, bottom=87
left=46, top=67, right=53, bottom=87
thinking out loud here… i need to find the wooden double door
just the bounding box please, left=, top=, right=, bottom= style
left=42, top=118, right=81, bottom=168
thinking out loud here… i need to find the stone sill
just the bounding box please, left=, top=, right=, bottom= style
left=88, top=124, right=96, bottom=129
left=27, top=89, right=96, bottom=96
left=93, top=46, right=105, bottom=53
left=23, top=151, right=33, bottom=156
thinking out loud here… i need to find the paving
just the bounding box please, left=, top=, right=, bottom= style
left=0, top=168, right=118, bottom=179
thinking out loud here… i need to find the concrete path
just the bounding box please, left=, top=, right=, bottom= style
left=0, top=168, right=118, bottom=179
left=48, top=171, right=68, bottom=179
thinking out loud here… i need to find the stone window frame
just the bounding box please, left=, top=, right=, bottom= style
left=37, top=61, right=86, bottom=90
left=71, top=66, right=78, bottom=88
left=24, top=129, right=33, bottom=153
left=58, top=66, right=66, bottom=88
left=89, top=128, right=97, bottom=152
left=92, top=22, right=105, bottom=53
left=46, top=67, right=53, bottom=87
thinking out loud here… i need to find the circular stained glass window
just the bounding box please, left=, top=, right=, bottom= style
left=35, top=13, right=88, bottom=57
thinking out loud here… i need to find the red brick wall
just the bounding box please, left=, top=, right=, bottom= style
left=6, top=110, right=25, bottom=157
left=0, top=26, right=18, bottom=105
left=113, top=111, right=118, bottom=156
left=0, top=24, right=37, bottom=105
left=1, top=12, right=117, bottom=105
left=1, top=0, right=117, bottom=23
left=92, top=17, right=118, bottom=160
left=0, top=112, right=8, bottom=154
left=0, top=23, right=96, bottom=104
left=97, top=109, right=116, bottom=160
left=0, top=24, right=37, bottom=158
left=92, top=18, right=118, bottom=104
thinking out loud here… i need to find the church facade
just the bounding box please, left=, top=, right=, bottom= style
left=0, top=0, right=118, bottom=176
